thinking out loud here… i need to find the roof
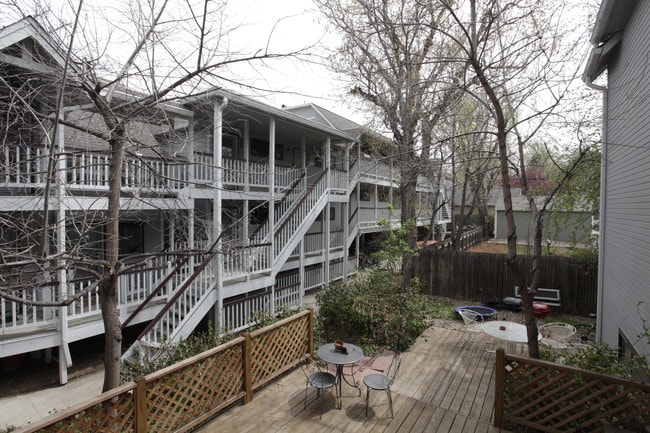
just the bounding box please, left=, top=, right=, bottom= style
left=583, top=0, right=640, bottom=82
left=0, top=16, right=80, bottom=75
left=284, top=103, right=362, bottom=134
left=188, top=89, right=356, bottom=143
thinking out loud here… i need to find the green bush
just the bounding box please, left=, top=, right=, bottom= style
left=316, top=269, right=429, bottom=352
left=121, top=323, right=232, bottom=383
left=541, top=343, right=648, bottom=379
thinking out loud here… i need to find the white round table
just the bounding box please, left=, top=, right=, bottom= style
left=481, top=320, right=541, bottom=344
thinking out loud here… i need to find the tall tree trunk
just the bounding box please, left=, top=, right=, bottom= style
left=400, top=153, right=418, bottom=287
left=101, top=125, right=127, bottom=391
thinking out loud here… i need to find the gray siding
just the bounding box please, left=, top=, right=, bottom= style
left=600, top=0, right=650, bottom=358
left=494, top=210, right=592, bottom=245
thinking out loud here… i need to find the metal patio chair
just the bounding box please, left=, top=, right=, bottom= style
left=300, top=356, right=338, bottom=419
left=364, top=352, right=401, bottom=418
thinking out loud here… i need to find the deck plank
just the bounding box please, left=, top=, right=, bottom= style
left=194, top=326, right=514, bottom=433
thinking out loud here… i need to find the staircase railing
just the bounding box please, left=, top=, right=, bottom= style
left=120, top=255, right=190, bottom=330
left=274, top=170, right=328, bottom=261
left=249, top=172, right=305, bottom=243
left=133, top=247, right=218, bottom=345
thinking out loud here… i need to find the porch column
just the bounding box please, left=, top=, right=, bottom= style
left=323, top=137, right=331, bottom=287
left=343, top=143, right=350, bottom=282
left=243, top=120, right=250, bottom=244
left=268, top=117, right=276, bottom=315
left=213, top=97, right=228, bottom=330
left=56, top=116, right=71, bottom=384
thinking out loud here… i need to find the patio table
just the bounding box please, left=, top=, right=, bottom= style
left=481, top=320, right=541, bottom=351
left=317, top=342, right=364, bottom=409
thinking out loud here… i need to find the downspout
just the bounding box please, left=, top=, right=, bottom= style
left=584, top=77, right=607, bottom=345
left=213, top=96, right=228, bottom=331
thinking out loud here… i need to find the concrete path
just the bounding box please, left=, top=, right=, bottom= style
left=0, top=369, right=104, bottom=430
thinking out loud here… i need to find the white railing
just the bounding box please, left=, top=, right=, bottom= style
left=329, top=259, right=344, bottom=281
left=274, top=172, right=327, bottom=260
left=275, top=165, right=303, bottom=189
left=66, top=152, right=188, bottom=192
left=304, top=233, right=323, bottom=254
left=140, top=257, right=217, bottom=345
left=193, top=154, right=214, bottom=185
left=250, top=173, right=307, bottom=246
left=304, top=265, right=324, bottom=291
left=359, top=158, right=395, bottom=182
left=1, top=145, right=48, bottom=185
left=222, top=244, right=272, bottom=277
left=0, top=255, right=186, bottom=334
left=330, top=230, right=344, bottom=249
left=223, top=291, right=272, bottom=333
left=331, top=168, right=347, bottom=191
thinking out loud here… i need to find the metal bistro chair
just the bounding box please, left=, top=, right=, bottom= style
left=539, top=322, right=577, bottom=349
left=301, top=356, right=338, bottom=419
left=364, top=352, right=401, bottom=418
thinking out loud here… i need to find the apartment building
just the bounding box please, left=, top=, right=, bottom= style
left=0, top=17, right=450, bottom=381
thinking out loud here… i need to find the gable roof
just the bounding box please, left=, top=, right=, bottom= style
left=285, top=103, right=362, bottom=135
left=0, top=16, right=74, bottom=73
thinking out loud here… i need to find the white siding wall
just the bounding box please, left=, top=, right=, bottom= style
left=600, top=0, right=650, bottom=358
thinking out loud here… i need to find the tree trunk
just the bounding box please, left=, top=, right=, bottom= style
left=400, top=155, right=418, bottom=287
left=101, top=124, right=127, bottom=391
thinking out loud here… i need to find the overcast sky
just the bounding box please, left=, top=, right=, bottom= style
left=1, top=0, right=366, bottom=124
left=228, top=0, right=366, bottom=123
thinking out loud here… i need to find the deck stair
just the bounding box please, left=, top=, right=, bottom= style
left=121, top=171, right=331, bottom=364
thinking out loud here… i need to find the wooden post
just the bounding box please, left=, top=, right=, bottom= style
left=494, top=348, right=505, bottom=428
left=243, top=333, right=253, bottom=403
left=135, top=377, right=148, bottom=433
left=308, top=308, right=314, bottom=357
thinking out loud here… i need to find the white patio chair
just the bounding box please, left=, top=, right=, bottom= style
left=539, top=323, right=577, bottom=349
left=458, top=308, right=484, bottom=340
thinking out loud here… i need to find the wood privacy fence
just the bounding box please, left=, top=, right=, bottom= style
left=16, top=309, right=314, bottom=433
left=494, top=349, right=650, bottom=432
left=416, top=249, right=598, bottom=316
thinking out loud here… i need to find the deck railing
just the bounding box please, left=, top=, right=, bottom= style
left=2, top=149, right=312, bottom=192
left=14, top=309, right=313, bottom=433
left=0, top=256, right=182, bottom=335
left=495, top=348, right=650, bottom=432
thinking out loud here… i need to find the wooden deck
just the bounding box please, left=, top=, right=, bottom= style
left=195, top=326, right=516, bottom=433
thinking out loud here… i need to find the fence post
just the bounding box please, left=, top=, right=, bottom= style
left=135, top=377, right=148, bottom=433
left=494, top=348, right=505, bottom=428
left=308, top=308, right=314, bottom=357
left=243, top=333, right=253, bottom=403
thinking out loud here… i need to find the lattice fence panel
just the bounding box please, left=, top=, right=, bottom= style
left=503, top=356, right=650, bottom=432
left=250, top=312, right=310, bottom=387
left=32, top=388, right=135, bottom=433
left=145, top=342, right=245, bottom=432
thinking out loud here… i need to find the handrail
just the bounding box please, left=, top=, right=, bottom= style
left=249, top=172, right=306, bottom=241
left=276, top=170, right=327, bottom=235
left=121, top=255, right=191, bottom=330
left=134, top=236, right=223, bottom=341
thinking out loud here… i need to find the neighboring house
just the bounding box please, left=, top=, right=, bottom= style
left=0, top=18, right=450, bottom=381
left=492, top=190, right=594, bottom=246
left=584, top=0, right=650, bottom=363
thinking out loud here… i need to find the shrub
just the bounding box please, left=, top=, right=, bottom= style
left=316, top=269, right=429, bottom=352
left=121, top=323, right=232, bottom=383
left=541, top=343, right=648, bottom=379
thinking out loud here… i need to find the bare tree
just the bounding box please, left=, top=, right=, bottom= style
left=314, top=0, right=464, bottom=285
left=427, top=0, right=597, bottom=357
left=1, top=0, right=301, bottom=390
